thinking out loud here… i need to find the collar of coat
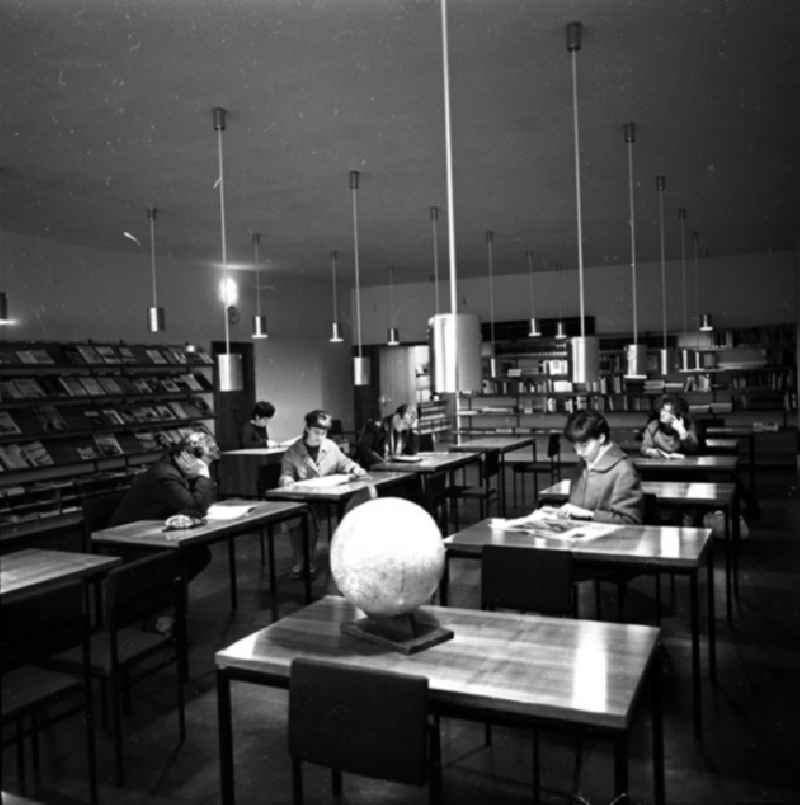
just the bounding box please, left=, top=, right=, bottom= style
left=583, top=442, right=628, bottom=473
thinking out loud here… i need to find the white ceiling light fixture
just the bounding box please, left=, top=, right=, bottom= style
left=251, top=232, right=268, bottom=340
left=486, top=230, right=496, bottom=376
left=350, top=170, right=369, bottom=385
left=526, top=250, right=541, bottom=337
left=213, top=106, right=243, bottom=392
left=623, top=122, right=645, bottom=378
left=386, top=265, right=400, bottom=346
left=328, top=249, right=344, bottom=343
left=146, top=207, right=165, bottom=333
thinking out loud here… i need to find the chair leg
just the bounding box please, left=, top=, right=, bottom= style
left=331, top=768, right=342, bottom=799
left=111, top=674, right=125, bottom=786
left=430, top=715, right=442, bottom=805
left=31, top=711, right=41, bottom=783
left=16, top=717, right=27, bottom=793
left=532, top=728, right=541, bottom=804
left=616, top=581, right=626, bottom=621
left=259, top=532, right=266, bottom=566
left=655, top=573, right=662, bottom=624
left=484, top=722, right=492, bottom=746
left=594, top=580, right=602, bottom=618
left=292, top=757, right=303, bottom=805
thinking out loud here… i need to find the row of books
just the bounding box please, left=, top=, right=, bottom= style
left=0, top=371, right=213, bottom=401
left=0, top=343, right=214, bottom=367
left=0, top=427, right=210, bottom=471
left=0, top=399, right=213, bottom=437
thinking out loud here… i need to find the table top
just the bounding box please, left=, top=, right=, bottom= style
left=91, top=499, right=307, bottom=549
left=221, top=447, right=288, bottom=457
left=216, top=595, right=659, bottom=731
left=446, top=518, right=711, bottom=569
left=2, top=793, right=46, bottom=804
left=263, top=471, right=415, bottom=502
left=0, top=549, right=121, bottom=603
left=448, top=436, right=535, bottom=454
left=539, top=478, right=735, bottom=506
left=632, top=454, right=738, bottom=472
left=371, top=451, right=480, bottom=474
left=704, top=426, right=755, bottom=438
left=703, top=438, right=739, bottom=450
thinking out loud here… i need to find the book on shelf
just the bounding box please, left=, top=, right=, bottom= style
left=95, top=345, right=119, bottom=363
left=133, top=431, right=159, bottom=452
left=113, top=376, right=136, bottom=394
left=192, top=350, right=214, bottom=366
left=36, top=376, right=66, bottom=397
left=93, top=432, right=124, bottom=457
left=76, top=345, right=102, bottom=364
left=21, top=441, right=55, bottom=467
left=97, top=376, right=122, bottom=395
left=15, top=350, right=38, bottom=364
left=0, top=380, right=22, bottom=399
left=159, top=428, right=182, bottom=444
left=132, top=405, right=160, bottom=422
left=79, top=376, right=106, bottom=396
left=154, top=404, right=176, bottom=420
left=33, top=405, right=67, bottom=433
left=13, top=378, right=46, bottom=398
left=117, top=345, right=137, bottom=364
left=146, top=348, right=168, bottom=365
left=177, top=373, right=203, bottom=392
left=167, top=401, right=188, bottom=419
left=159, top=377, right=181, bottom=393
left=0, top=411, right=22, bottom=435
left=82, top=409, right=105, bottom=430
left=166, top=347, right=187, bottom=365
left=74, top=442, right=99, bottom=461
left=0, top=348, right=20, bottom=365
left=117, top=407, right=137, bottom=424
left=0, top=443, right=31, bottom=470
left=132, top=378, right=154, bottom=394
left=62, top=346, right=86, bottom=365
left=193, top=372, right=214, bottom=391
left=59, top=376, right=90, bottom=397
left=101, top=408, right=126, bottom=426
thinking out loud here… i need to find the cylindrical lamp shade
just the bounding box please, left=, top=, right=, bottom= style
left=0, top=291, right=9, bottom=324
left=148, top=306, right=165, bottom=333
left=329, top=321, right=344, bottom=343
left=218, top=352, right=243, bottom=392
left=386, top=326, right=400, bottom=346
left=251, top=314, right=268, bottom=340
left=429, top=313, right=482, bottom=394
left=625, top=344, right=648, bottom=378
left=353, top=356, right=370, bottom=386
left=699, top=313, right=714, bottom=332
left=570, top=336, right=599, bottom=387
left=554, top=320, right=568, bottom=340
left=659, top=347, right=673, bottom=376
left=680, top=348, right=691, bottom=372
left=527, top=317, right=542, bottom=337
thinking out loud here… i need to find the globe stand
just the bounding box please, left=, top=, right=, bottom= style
left=341, top=609, right=454, bottom=655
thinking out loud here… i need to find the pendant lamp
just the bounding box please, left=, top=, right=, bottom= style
left=695, top=232, right=714, bottom=333
left=565, top=21, right=599, bottom=385
left=430, top=206, right=440, bottom=316
left=678, top=208, right=691, bottom=371
left=386, top=266, right=400, bottom=345
left=0, top=291, right=10, bottom=325
left=251, top=232, right=268, bottom=340
left=146, top=207, right=165, bottom=333
left=486, top=230, right=497, bottom=377
left=623, top=123, right=646, bottom=378
left=350, top=170, right=369, bottom=385
left=555, top=319, right=568, bottom=340
left=213, top=106, right=243, bottom=392
left=526, top=250, right=541, bottom=336
left=656, top=175, right=671, bottom=374
left=429, top=0, right=482, bottom=403
left=328, top=249, right=344, bottom=343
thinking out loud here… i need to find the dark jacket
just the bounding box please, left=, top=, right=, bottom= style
left=568, top=443, right=643, bottom=524
left=109, top=459, right=217, bottom=526
left=640, top=419, right=698, bottom=455
left=240, top=421, right=268, bottom=448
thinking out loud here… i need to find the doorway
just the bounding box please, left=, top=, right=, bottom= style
left=211, top=340, right=256, bottom=451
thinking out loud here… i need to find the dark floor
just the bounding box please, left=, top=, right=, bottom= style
left=5, top=469, right=800, bottom=804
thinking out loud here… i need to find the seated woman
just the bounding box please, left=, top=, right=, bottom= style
left=355, top=418, right=388, bottom=468
left=391, top=403, right=419, bottom=455
left=557, top=409, right=643, bottom=524
left=240, top=400, right=276, bottom=448
left=640, top=394, right=698, bottom=457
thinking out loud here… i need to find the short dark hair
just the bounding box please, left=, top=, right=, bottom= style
left=304, top=409, right=332, bottom=431
left=252, top=401, right=275, bottom=419
left=564, top=409, right=610, bottom=443
left=657, top=394, right=689, bottom=418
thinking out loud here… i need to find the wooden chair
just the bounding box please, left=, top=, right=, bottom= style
left=481, top=544, right=577, bottom=803
left=446, top=450, right=501, bottom=531
left=512, top=434, right=562, bottom=508
left=256, top=462, right=282, bottom=565
left=81, top=490, right=127, bottom=551
left=49, top=551, right=187, bottom=786
left=289, top=657, right=441, bottom=804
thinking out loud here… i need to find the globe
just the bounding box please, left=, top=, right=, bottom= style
left=330, top=497, right=445, bottom=617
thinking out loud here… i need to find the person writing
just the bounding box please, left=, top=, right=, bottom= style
left=391, top=403, right=419, bottom=455
left=280, top=409, right=367, bottom=577
left=554, top=409, right=643, bottom=524
left=640, top=394, right=698, bottom=458
left=240, top=400, right=276, bottom=448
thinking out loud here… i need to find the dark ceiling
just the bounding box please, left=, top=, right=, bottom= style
left=1, top=0, right=797, bottom=285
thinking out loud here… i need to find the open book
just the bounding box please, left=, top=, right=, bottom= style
left=291, top=474, right=354, bottom=490
left=205, top=503, right=256, bottom=521
left=492, top=509, right=618, bottom=541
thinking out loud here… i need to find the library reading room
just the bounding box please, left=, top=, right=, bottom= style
left=2, top=1, right=799, bottom=804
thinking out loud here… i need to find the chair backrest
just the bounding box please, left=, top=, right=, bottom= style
left=82, top=490, right=128, bottom=542
left=482, top=450, right=501, bottom=484
left=481, top=544, right=574, bottom=616
left=257, top=462, right=282, bottom=496
left=419, top=433, right=435, bottom=452
left=104, top=551, right=183, bottom=632
left=289, top=657, right=429, bottom=785
left=546, top=434, right=561, bottom=460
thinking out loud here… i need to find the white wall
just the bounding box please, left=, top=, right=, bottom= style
left=1, top=231, right=355, bottom=441
left=357, top=251, right=796, bottom=343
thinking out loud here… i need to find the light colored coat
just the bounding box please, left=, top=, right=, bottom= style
left=279, top=437, right=360, bottom=487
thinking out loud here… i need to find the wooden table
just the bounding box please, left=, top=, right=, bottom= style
left=632, top=453, right=739, bottom=479
left=263, top=471, right=417, bottom=529
left=370, top=452, right=482, bottom=519
left=704, top=426, right=759, bottom=517
left=448, top=436, right=535, bottom=515
left=443, top=519, right=712, bottom=738
left=91, top=500, right=310, bottom=622
left=1, top=549, right=121, bottom=805
left=215, top=595, right=664, bottom=805
left=217, top=447, right=287, bottom=498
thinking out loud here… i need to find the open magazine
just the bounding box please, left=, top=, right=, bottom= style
left=492, top=507, right=618, bottom=541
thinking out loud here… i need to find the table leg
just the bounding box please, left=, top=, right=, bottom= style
left=651, top=656, right=665, bottom=805
left=499, top=455, right=507, bottom=516
left=440, top=553, right=450, bottom=605
left=706, top=539, right=717, bottom=684
left=302, top=512, right=312, bottom=604
left=748, top=434, right=759, bottom=518
left=613, top=733, right=628, bottom=801
left=217, top=670, right=235, bottom=805
left=731, top=491, right=741, bottom=605
left=690, top=571, right=702, bottom=738
left=227, top=536, right=238, bottom=611
left=724, top=507, right=733, bottom=623
left=267, top=526, right=278, bottom=622
left=82, top=583, right=99, bottom=805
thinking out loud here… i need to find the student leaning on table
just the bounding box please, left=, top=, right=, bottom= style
left=553, top=409, right=643, bottom=524
left=279, top=409, right=367, bottom=577
left=640, top=394, right=698, bottom=457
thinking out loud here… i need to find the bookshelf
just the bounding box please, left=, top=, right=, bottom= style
left=0, top=341, right=215, bottom=539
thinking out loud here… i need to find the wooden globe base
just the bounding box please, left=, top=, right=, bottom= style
left=341, top=610, right=454, bottom=655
